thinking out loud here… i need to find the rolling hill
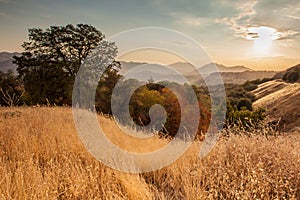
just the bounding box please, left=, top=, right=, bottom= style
left=119, top=61, right=272, bottom=84
left=195, top=63, right=252, bottom=75
left=196, top=70, right=276, bottom=85
left=120, top=61, right=252, bottom=76
left=253, top=79, right=300, bottom=133
left=273, top=63, right=300, bottom=83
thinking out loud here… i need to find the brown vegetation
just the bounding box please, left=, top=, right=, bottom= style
left=253, top=80, right=300, bottom=132
left=0, top=107, right=299, bottom=199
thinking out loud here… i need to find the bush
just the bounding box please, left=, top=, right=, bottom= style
left=283, top=71, right=299, bottom=83
left=237, top=98, right=252, bottom=111
left=0, top=70, right=24, bottom=106
left=226, top=102, right=265, bottom=130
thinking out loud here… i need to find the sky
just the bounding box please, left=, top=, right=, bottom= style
left=1, top=0, right=300, bottom=70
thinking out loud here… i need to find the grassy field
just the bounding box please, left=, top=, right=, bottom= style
left=0, top=107, right=299, bottom=199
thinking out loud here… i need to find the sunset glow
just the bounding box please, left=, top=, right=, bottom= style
left=0, top=0, right=299, bottom=70
left=246, top=26, right=279, bottom=56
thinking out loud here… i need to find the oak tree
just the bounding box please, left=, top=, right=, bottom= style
left=14, top=24, right=119, bottom=105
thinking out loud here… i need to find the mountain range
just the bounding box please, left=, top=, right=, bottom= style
left=0, top=52, right=20, bottom=74
left=119, top=61, right=274, bottom=84
left=120, top=61, right=252, bottom=76
left=0, top=52, right=277, bottom=84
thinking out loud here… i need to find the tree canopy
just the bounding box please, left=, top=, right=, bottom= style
left=14, top=24, right=119, bottom=105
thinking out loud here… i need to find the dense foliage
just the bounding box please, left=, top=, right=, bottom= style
left=97, top=79, right=212, bottom=138
left=224, top=80, right=268, bottom=129
left=14, top=24, right=119, bottom=105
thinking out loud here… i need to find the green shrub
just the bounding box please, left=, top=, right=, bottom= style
left=283, top=71, right=299, bottom=83
left=237, top=98, right=252, bottom=111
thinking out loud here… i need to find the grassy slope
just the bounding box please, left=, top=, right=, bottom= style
left=0, top=107, right=299, bottom=199
left=253, top=80, right=300, bottom=132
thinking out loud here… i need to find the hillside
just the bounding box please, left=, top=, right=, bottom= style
left=253, top=80, right=300, bottom=132
left=273, top=64, right=300, bottom=79
left=201, top=70, right=276, bottom=85
left=273, top=63, right=300, bottom=82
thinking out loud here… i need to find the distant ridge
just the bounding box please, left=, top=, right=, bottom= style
left=0, top=52, right=274, bottom=84
left=120, top=61, right=253, bottom=75
left=0, top=52, right=21, bottom=74
left=195, top=63, right=252, bottom=75
left=118, top=61, right=275, bottom=84
left=202, top=70, right=276, bottom=85
left=120, top=61, right=195, bottom=75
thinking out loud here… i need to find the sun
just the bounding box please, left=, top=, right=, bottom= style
left=246, top=26, right=279, bottom=56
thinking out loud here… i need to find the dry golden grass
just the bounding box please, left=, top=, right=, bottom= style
left=0, top=107, right=299, bottom=199
left=253, top=80, right=300, bottom=132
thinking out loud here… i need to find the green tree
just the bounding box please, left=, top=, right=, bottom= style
left=14, top=24, right=115, bottom=105
left=95, top=65, right=122, bottom=114
left=129, top=86, right=165, bottom=127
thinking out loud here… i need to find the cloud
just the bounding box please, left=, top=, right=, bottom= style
left=276, top=30, right=299, bottom=40
left=181, top=17, right=209, bottom=27
left=169, top=14, right=211, bottom=27
left=278, top=4, right=300, bottom=20
left=153, top=0, right=239, bottom=28
left=215, top=0, right=300, bottom=42
left=215, top=1, right=257, bottom=38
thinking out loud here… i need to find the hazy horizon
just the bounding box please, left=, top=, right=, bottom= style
left=0, top=49, right=297, bottom=72
left=1, top=0, right=300, bottom=70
